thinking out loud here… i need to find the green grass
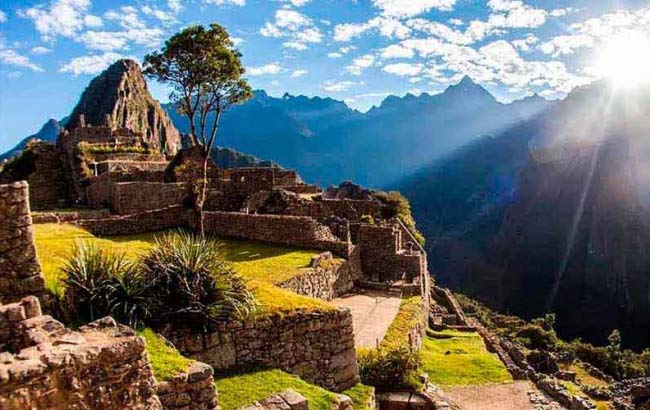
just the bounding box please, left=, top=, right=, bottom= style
left=139, top=328, right=193, bottom=381
left=382, top=296, right=423, bottom=350
left=215, top=369, right=339, bottom=410
left=342, top=383, right=375, bottom=410
left=419, top=329, right=512, bottom=387
left=33, top=223, right=334, bottom=314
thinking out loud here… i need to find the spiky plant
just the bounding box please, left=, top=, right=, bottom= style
left=141, top=230, right=256, bottom=328
left=104, top=270, right=156, bottom=328
left=62, top=242, right=132, bottom=323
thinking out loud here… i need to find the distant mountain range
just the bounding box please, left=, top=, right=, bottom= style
left=165, top=76, right=551, bottom=188
left=0, top=119, right=63, bottom=162
left=392, top=80, right=650, bottom=349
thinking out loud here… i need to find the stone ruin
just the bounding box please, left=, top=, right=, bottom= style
left=0, top=58, right=434, bottom=409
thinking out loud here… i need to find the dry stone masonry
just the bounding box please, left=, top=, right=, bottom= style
left=0, top=181, right=46, bottom=305
left=156, top=361, right=218, bottom=410
left=0, top=299, right=162, bottom=410
left=163, top=308, right=359, bottom=392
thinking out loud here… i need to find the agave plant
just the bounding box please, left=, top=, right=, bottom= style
left=141, top=230, right=256, bottom=328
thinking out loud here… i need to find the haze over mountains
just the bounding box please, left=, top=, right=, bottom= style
left=165, top=76, right=551, bottom=187
left=394, top=80, right=650, bottom=349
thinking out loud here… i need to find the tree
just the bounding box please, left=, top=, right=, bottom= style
left=144, top=24, right=252, bottom=235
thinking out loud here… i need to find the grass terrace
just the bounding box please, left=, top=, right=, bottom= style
left=33, top=223, right=334, bottom=315
left=420, top=329, right=512, bottom=387
left=215, top=369, right=375, bottom=410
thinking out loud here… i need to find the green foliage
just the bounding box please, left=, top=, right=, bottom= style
left=455, top=291, right=650, bottom=381
left=143, top=23, right=252, bottom=147
left=140, top=230, right=256, bottom=328
left=358, top=346, right=421, bottom=391
left=360, top=214, right=375, bottom=224
left=62, top=242, right=141, bottom=324
left=33, top=224, right=332, bottom=316
left=358, top=296, right=423, bottom=391
left=373, top=190, right=425, bottom=246
left=215, top=368, right=338, bottom=410
left=139, top=328, right=193, bottom=381
left=77, top=142, right=152, bottom=155
left=515, top=324, right=558, bottom=350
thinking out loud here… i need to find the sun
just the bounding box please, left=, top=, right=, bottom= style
left=594, top=31, right=650, bottom=88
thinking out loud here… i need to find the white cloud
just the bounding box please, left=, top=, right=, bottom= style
left=80, top=31, right=128, bottom=51
left=0, top=45, right=44, bottom=72
left=347, top=54, right=375, bottom=75
left=168, top=0, right=182, bottom=12
left=372, top=0, right=456, bottom=18
left=248, top=62, right=282, bottom=76
left=448, top=18, right=463, bottom=26
left=0, top=10, right=7, bottom=23
left=282, top=0, right=310, bottom=6
left=31, top=46, right=52, bottom=55
left=260, top=9, right=322, bottom=50
left=204, top=0, right=246, bottom=5
left=383, top=63, right=423, bottom=76
left=334, top=16, right=410, bottom=42
left=231, top=37, right=244, bottom=46
left=59, top=52, right=124, bottom=75
left=290, top=69, right=307, bottom=78
left=19, top=0, right=94, bottom=41
left=539, top=34, right=594, bottom=56
left=104, top=6, right=145, bottom=30
left=84, top=14, right=102, bottom=27
left=323, top=80, right=356, bottom=92
left=512, top=34, right=538, bottom=51
left=327, top=52, right=343, bottom=58
left=380, top=44, right=415, bottom=59
left=142, top=5, right=178, bottom=25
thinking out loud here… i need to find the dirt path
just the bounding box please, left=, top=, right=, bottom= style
left=445, top=381, right=565, bottom=410
left=331, top=289, right=401, bottom=348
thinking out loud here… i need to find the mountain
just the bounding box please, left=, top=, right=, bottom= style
left=0, top=119, right=62, bottom=162
left=393, top=81, right=650, bottom=349
left=66, top=59, right=182, bottom=156
left=165, top=77, right=550, bottom=187
left=212, top=146, right=280, bottom=169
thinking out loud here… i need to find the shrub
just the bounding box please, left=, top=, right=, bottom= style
left=62, top=242, right=136, bottom=323
left=515, top=324, right=558, bottom=350
left=104, top=270, right=156, bottom=327
left=141, top=231, right=256, bottom=328
left=373, top=190, right=425, bottom=246
left=357, top=346, right=421, bottom=391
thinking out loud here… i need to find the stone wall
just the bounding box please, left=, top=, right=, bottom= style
left=110, top=182, right=188, bottom=215
left=0, top=142, right=69, bottom=210
left=157, top=361, right=217, bottom=410
left=0, top=299, right=162, bottom=410
left=357, top=223, right=425, bottom=283
left=86, top=171, right=166, bottom=208
left=0, top=182, right=46, bottom=305
left=164, top=308, right=359, bottom=392
left=201, top=211, right=351, bottom=257
left=278, top=249, right=360, bottom=301
left=77, top=205, right=188, bottom=236
left=32, top=208, right=112, bottom=224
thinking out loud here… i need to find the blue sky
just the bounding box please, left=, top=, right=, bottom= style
left=1, top=0, right=649, bottom=152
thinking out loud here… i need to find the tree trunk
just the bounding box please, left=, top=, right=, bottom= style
left=195, top=151, right=210, bottom=236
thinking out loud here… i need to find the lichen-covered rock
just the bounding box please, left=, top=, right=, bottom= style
left=64, top=59, right=181, bottom=156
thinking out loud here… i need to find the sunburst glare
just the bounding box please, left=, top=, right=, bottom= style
left=594, top=31, right=650, bottom=88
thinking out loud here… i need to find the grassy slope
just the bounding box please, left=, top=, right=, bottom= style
left=381, top=296, right=423, bottom=350
left=421, top=329, right=512, bottom=387
left=139, top=328, right=193, bottom=381
left=33, top=223, right=332, bottom=313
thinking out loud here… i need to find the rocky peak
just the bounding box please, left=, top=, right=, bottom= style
left=64, top=59, right=181, bottom=156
